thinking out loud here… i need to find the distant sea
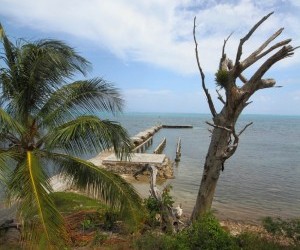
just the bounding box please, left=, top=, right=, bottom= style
left=1, top=113, right=299, bottom=223
left=112, top=112, right=300, bottom=222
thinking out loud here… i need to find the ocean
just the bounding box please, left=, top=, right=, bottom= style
left=112, top=113, right=300, bottom=222
left=1, top=113, right=299, bottom=223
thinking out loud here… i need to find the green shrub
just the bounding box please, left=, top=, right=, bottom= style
left=181, top=213, right=237, bottom=250
left=133, top=232, right=188, bottom=250
left=143, top=185, right=175, bottom=228
left=102, top=209, right=119, bottom=230
left=134, top=213, right=236, bottom=250
left=236, top=232, right=297, bottom=250
left=262, top=217, right=300, bottom=244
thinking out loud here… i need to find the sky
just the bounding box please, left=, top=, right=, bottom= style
left=0, top=0, right=299, bottom=115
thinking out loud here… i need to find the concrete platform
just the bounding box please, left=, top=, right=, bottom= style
left=102, top=153, right=166, bottom=166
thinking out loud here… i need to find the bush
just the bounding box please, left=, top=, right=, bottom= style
left=262, top=217, right=300, bottom=244
left=134, top=213, right=236, bottom=250
left=133, top=232, right=179, bottom=250
left=181, top=213, right=237, bottom=250
left=143, top=185, right=175, bottom=228
left=102, top=210, right=119, bottom=231
left=236, top=232, right=298, bottom=250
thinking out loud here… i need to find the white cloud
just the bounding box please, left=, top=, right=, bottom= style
left=0, top=0, right=299, bottom=74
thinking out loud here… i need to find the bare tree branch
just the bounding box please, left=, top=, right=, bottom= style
left=246, top=45, right=296, bottom=91
left=235, top=12, right=274, bottom=67
left=219, top=32, right=233, bottom=70
left=239, top=73, right=248, bottom=84
left=206, top=121, right=232, bottom=132
left=238, top=122, right=253, bottom=136
left=216, top=88, right=226, bottom=104
left=194, top=17, right=217, bottom=117
left=257, top=78, right=276, bottom=89
left=241, top=38, right=291, bottom=72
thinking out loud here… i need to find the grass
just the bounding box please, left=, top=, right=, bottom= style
left=50, top=191, right=108, bottom=213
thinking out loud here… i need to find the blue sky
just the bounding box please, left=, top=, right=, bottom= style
left=0, top=0, right=299, bottom=115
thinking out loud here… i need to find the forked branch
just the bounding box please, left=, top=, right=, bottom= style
left=235, top=12, right=274, bottom=67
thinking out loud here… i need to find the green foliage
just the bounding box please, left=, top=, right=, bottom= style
left=215, top=69, right=229, bottom=88
left=144, top=196, right=161, bottom=227
left=180, top=213, right=236, bottom=250
left=162, top=185, right=174, bottom=207
left=81, top=218, right=95, bottom=232
left=236, top=232, right=297, bottom=250
left=134, top=213, right=236, bottom=250
left=102, top=209, right=119, bottom=231
left=262, top=217, right=300, bottom=244
left=133, top=232, right=183, bottom=250
left=143, top=185, right=175, bottom=228
left=50, top=192, right=107, bottom=213
left=0, top=23, right=143, bottom=247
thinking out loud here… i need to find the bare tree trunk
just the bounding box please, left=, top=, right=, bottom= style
left=191, top=12, right=298, bottom=221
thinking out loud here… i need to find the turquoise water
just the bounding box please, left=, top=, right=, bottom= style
left=113, top=113, right=300, bottom=222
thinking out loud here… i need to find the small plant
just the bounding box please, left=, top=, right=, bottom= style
left=81, top=217, right=95, bottom=232
left=215, top=69, right=229, bottom=88
left=236, top=232, right=288, bottom=250
left=181, top=213, right=236, bottom=250
left=103, top=210, right=119, bottom=231
left=143, top=185, right=175, bottom=228
left=144, top=196, right=161, bottom=227
left=162, top=185, right=174, bottom=208
left=262, top=217, right=300, bottom=244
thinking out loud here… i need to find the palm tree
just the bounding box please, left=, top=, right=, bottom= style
left=0, top=24, right=142, bottom=247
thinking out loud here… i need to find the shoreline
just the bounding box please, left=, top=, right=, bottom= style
left=1, top=174, right=295, bottom=246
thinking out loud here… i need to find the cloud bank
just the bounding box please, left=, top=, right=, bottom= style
left=1, top=0, right=299, bottom=74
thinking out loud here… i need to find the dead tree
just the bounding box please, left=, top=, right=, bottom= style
left=191, top=12, right=298, bottom=221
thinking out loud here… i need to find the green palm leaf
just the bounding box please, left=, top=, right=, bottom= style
left=39, top=78, right=123, bottom=128
left=1, top=23, right=143, bottom=247
left=45, top=152, right=144, bottom=229
left=8, top=151, right=66, bottom=247
left=45, top=115, right=132, bottom=158
left=0, top=107, right=24, bottom=134
left=0, top=149, right=19, bottom=185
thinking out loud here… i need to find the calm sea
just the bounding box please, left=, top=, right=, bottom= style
left=112, top=113, right=300, bottom=222
left=1, top=113, right=299, bottom=223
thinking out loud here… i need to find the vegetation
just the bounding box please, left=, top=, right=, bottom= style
left=143, top=184, right=174, bottom=228
left=135, top=213, right=299, bottom=250
left=263, top=217, right=300, bottom=244
left=0, top=24, right=143, bottom=248
left=50, top=192, right=107, bottom=213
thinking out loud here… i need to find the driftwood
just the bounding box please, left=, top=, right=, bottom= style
left=133, top=164, right=182, bottom=232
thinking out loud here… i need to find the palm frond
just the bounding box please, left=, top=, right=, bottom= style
left=0, top=107, right=24, bottom=134
left=0, top=149, right=19, bottom=185
left=44, top=115, right=132, bottom=158
left=8, top=151, right=66, bottom=247
left=39, top=78, right=124, bottom=128
left=46, top=152, right=144, bottom=229
left=1, top=37, right=91, bottom=119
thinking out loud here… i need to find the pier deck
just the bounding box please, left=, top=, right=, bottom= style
left=102, top=153, right=166, bottom=166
